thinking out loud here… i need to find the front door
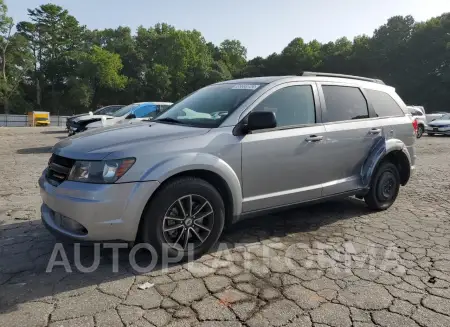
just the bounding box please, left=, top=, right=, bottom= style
left=241, top=83, right=328, bottom=212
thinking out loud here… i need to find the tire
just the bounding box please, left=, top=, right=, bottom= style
left=364, top=162, right=400, bottom=211
left=417, top=125, right=424, bottom=138
left=428, top=133, right=435, bottom=136
left=140, top=177, right=225, bottom=261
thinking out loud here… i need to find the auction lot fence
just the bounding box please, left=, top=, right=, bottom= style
left=0, top=114, right=69, bottom=127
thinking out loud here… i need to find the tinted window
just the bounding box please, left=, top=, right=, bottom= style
left=253, top=85, right=316, bottom=127
left=322, top=86, right=369, bottom=122
left=134, top=104, right=157, bottom=118
left=364, top=89, right=404, bottom=117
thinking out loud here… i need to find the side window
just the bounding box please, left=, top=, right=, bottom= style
left=253, top=85, right=316, bottom=127
left=364, top=89, right=404, bottom=117
left=134, top=105, right=157, bottom=118
left=322, top=85, right=369, bottom=122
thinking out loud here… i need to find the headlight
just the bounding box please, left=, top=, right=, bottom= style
left=68, top=158, right=135, bottom=183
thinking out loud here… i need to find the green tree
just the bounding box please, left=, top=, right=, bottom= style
left=0, top=1, right=33, bottom=114
left=218, top=39, right=247, bottom=76
left=5, top=5, right=450, bottom=114
left=17, top=3, right=85, bottom=113
left=77, top=45, right=127, bottom=107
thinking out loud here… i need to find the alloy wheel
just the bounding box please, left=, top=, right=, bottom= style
left=162, top=194, right=214, bottom=251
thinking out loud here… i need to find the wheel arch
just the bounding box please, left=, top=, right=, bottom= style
left=158, top=169, right=236, bottom=227
left=362, top=137, right=412, bottom=188
left=138, top=154, right=242, bottom=233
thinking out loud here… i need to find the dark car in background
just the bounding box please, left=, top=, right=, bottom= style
left=65, top=105, right=124, bottom=130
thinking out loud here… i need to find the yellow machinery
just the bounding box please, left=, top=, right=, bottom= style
left=28, top=111, right=50, bottom=126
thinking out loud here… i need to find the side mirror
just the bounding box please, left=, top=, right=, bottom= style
left=246, top=111, right=276, bottom=131
left=126, top=113, right=136, bottom=119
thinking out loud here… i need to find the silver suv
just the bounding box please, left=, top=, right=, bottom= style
left=39, top=72, right=416, bottom=259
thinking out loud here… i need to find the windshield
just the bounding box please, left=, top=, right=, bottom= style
left=438, top=113, right=450, bottom=120
left=154, top=83, right=264, bottom=127
left=94, top=105, right=123, bottom=115
left=36, top=117, right=47, bottom=121
left=111, top=103, right=140, bottom=117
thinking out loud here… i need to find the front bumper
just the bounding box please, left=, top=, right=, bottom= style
left=39, top=172, right=160, bottom=242
left=68, top=125, right=83, bottom=136
left=426, top=126, right=450, bottom=134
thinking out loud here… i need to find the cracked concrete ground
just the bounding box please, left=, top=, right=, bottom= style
left=1, top=127, right=450, bottom=327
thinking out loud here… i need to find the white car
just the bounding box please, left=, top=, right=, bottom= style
left=85, top=102, right=173, bottom=131
left=407, top=106, right=427, bottom=138
left=426, top=113, right=450, bottom=136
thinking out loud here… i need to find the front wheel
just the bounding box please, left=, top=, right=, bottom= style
left=140, top=177, right=225, bottom=261
left=417, top=125, right=424, bottom=138
left=364, top=162, right=400, bottom=211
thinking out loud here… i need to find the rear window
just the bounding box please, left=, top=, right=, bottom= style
left=364, top=89, right=404, bottom=117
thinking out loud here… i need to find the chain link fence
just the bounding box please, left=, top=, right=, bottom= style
left=0, top=114, right=69, bottom=127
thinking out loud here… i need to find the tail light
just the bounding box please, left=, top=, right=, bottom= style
left=412, top=118, right=418, bottom=135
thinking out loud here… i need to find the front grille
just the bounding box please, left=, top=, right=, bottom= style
left=46, top=154, right=76, bottom=186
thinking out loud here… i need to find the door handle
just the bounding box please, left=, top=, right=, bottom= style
left=305, top=135, right=323, bottom=142
left=369, top=128, right=382, bottom=134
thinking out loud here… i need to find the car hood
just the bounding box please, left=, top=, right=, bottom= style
left=53, top=122, right=210, bottom=160
left=86, top=116, right=124, bottom=128
left=428, top=119, right=450, bottom=126
left=68, top=113, right=89, bottom=120
left=74, top=114, right=114, bottom=123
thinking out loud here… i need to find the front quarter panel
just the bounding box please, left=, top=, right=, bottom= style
left=144, top=152, right=243, bottom=216
left=110, top=127, right=244, bottom=216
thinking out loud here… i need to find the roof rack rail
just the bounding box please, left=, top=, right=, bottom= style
left=302, top=71, right=385, bottom=85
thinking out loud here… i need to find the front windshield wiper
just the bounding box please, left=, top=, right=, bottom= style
left=153, top=117, right=182, bottom=124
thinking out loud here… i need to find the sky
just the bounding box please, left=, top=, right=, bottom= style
left=6, top=0, right=450, bottom=59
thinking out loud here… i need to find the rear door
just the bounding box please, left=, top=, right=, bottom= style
left=317, top=83, right=383, bottom=196
left=363, top=88, right=414, bottom=156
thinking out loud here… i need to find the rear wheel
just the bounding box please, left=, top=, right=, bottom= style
left=140, top=177, right=225, bottom=261
left=427, top=133, right=435, bottom=136
left=417, top=125, right=424, bottom=138
left=364, top=162, right=400, bottom=211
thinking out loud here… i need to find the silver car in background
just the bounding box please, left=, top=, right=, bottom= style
left=426, top=113, right=450, bottom=136
left=39, top=72, right=416, bottom=259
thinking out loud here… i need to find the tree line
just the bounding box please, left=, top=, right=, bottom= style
left=1, top=1, right=449, bottom=115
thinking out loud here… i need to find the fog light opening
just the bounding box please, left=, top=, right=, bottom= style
left=54, top=213, right=88, bottom=236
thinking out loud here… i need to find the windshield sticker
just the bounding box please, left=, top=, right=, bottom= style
left=231, top=84, right=260, bottom=90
